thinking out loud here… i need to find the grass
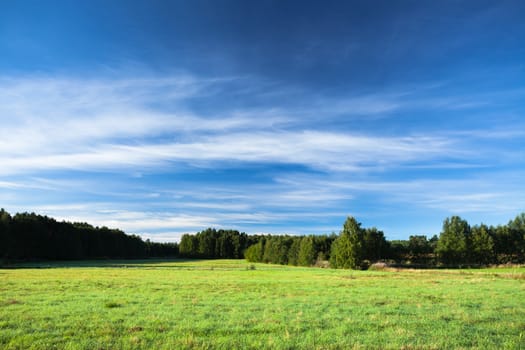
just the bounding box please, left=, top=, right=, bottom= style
left=1, top=259, right=524, bottom=349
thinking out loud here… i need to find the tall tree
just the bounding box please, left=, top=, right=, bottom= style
left=287, top=237, right=301, bottom=266
left=436, top=216, right=471, bottom=265
left=245, top=240, right=264, bottom=263
left=0, top=209, right=178, bottom=262
left=507, top=213, right=525, bottom=261
left=470, top=224, right=495, bottom=265
left=298, top=235, right=316, bottom=266
left=0, top=209, right=11, bottom=260
left=362, top=227, right=389, bottom=262
left=330, top=217, right=364, bottom=269
left=197, top=228, right=215, bottom=258
left=179, top=234, right=198, bottom=258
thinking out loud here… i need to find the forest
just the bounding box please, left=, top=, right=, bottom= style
left=0, top=209, right=178, bottom=262
left=180, top=214, right=525, bottom=268
left=1, top=208, right=524, bottom=268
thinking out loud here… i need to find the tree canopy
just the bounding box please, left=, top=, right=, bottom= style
left=0, top=209, right=177, bottom=262
left=2, top=208, right=525, bottom=269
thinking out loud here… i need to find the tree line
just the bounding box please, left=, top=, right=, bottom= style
left=243, top=214, right=525, bottom=269
left=1, top=208, right=524, bottom=269
left=178, top=228, right=254, bottom=259
left=241, top=218, right=392, bottom=268
left=434, top=214, right=525, bottom=266
left=0, top=209, right=178, bottom=262
left=244, top=234, right=335, bottom=266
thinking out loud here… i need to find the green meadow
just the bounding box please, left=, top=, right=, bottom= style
left=1, top=260, right=524, bottom=349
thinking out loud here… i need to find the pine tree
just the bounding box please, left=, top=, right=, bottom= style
left=330, top=217, right=364, bottom=269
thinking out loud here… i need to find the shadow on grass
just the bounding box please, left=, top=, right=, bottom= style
left=0, top=258, right=213, bottom=269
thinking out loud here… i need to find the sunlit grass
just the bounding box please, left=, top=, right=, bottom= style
left=1, top=260, right=524, bottom=349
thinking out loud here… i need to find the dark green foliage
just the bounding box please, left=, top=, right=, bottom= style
left=329, top=219, right=390, bottom=269
left=408, top=235, right=431, bottom=257
left=436, top=216, right=471, bottom=265
left=330, top=217, right=364, bottom=269
left=434, top=213, right=525, bottom=266
left=244, top=241, right=264, bottom=263
left=0, top=209, right=177, bottom=262
left=0, top=209, right=11, bottom=262
left=178, top=228, right=249, bottom=259
left=146, top=240, right=179, bottom=257
left=287, top=238, right=301, bottom=266
left=313, top=234, right=336, bottom=262
left=298, top=236, right=316, bottom=266
left=470, top=224, right=495, bottom=264
left=362, top=227, right=389, bottom=262
left=507, top=213, right=525, bottom=262
left=388, top=240, right=409, bottom=261
left=429, top=235, right=439, bottom=252
left=179, top=234, right=198, bottom=258
left=3, top=207, right=525, bottom=267
left=244, top=234, right=335, bottom=266
left=407, top=235, right=434, bottom=263
left=492, top=225, right=513, bottom=263
left=243, top=213, right=525, bottom=268
left=263, top=236, right=293, bottom=265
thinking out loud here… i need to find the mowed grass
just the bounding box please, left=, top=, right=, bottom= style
left=1, top=260, right=524, bottom=349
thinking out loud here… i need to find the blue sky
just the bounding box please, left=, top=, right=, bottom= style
left=1, top=1, right=524, bottom=241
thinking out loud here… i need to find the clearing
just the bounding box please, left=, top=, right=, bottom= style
left=1, top=259, right=524, bottom=349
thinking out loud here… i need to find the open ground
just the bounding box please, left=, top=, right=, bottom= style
left=1, top=260, right=524, bottom=349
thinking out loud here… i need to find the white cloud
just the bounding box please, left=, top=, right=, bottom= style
left=0, top=129, right=458, bottom=175
left=274, top=173, right=525, bottom=215
left=2, top=74, right=520, bottom=176
left=1, top=73, right=524, bottom=238
left=0, top=180, right=27, bottom=189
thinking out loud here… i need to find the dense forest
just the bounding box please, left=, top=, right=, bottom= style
left=0, top=209, right=178, bottom=262
left=1, top=208, right=524, bottom=268
left=180, top=214, right=525, bottom=268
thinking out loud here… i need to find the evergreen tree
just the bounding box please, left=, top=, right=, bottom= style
left=244, top=241, right=264, bottom=262
left=298, top=235, right=316, bottom=266
left=179, top=234, right=198, bottom=258
left=330, top=217, right=364, bottom=269
left=287, top=237, right=301, bottom=266
left=507, top=213, right=525, bottom=261
left=0, top=209, right=11, bottom=260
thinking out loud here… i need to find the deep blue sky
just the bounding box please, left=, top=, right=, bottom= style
left=1, top=1, right=524, bottom=241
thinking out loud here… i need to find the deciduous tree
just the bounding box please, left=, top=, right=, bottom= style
left=436, top=216, right=470, bottom=265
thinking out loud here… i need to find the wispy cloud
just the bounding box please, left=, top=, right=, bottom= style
left=1, top=73, right=524, bottom=239
left=0, top=131, right=460, bottom=175
left=0, top=76, right=289, bottom=154
left=274, top=172, right=525, bottom=216
left=0, top=180, right=27, bottom=189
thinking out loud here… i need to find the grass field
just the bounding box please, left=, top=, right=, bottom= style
left=1, top=260, right=524, bottom=349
